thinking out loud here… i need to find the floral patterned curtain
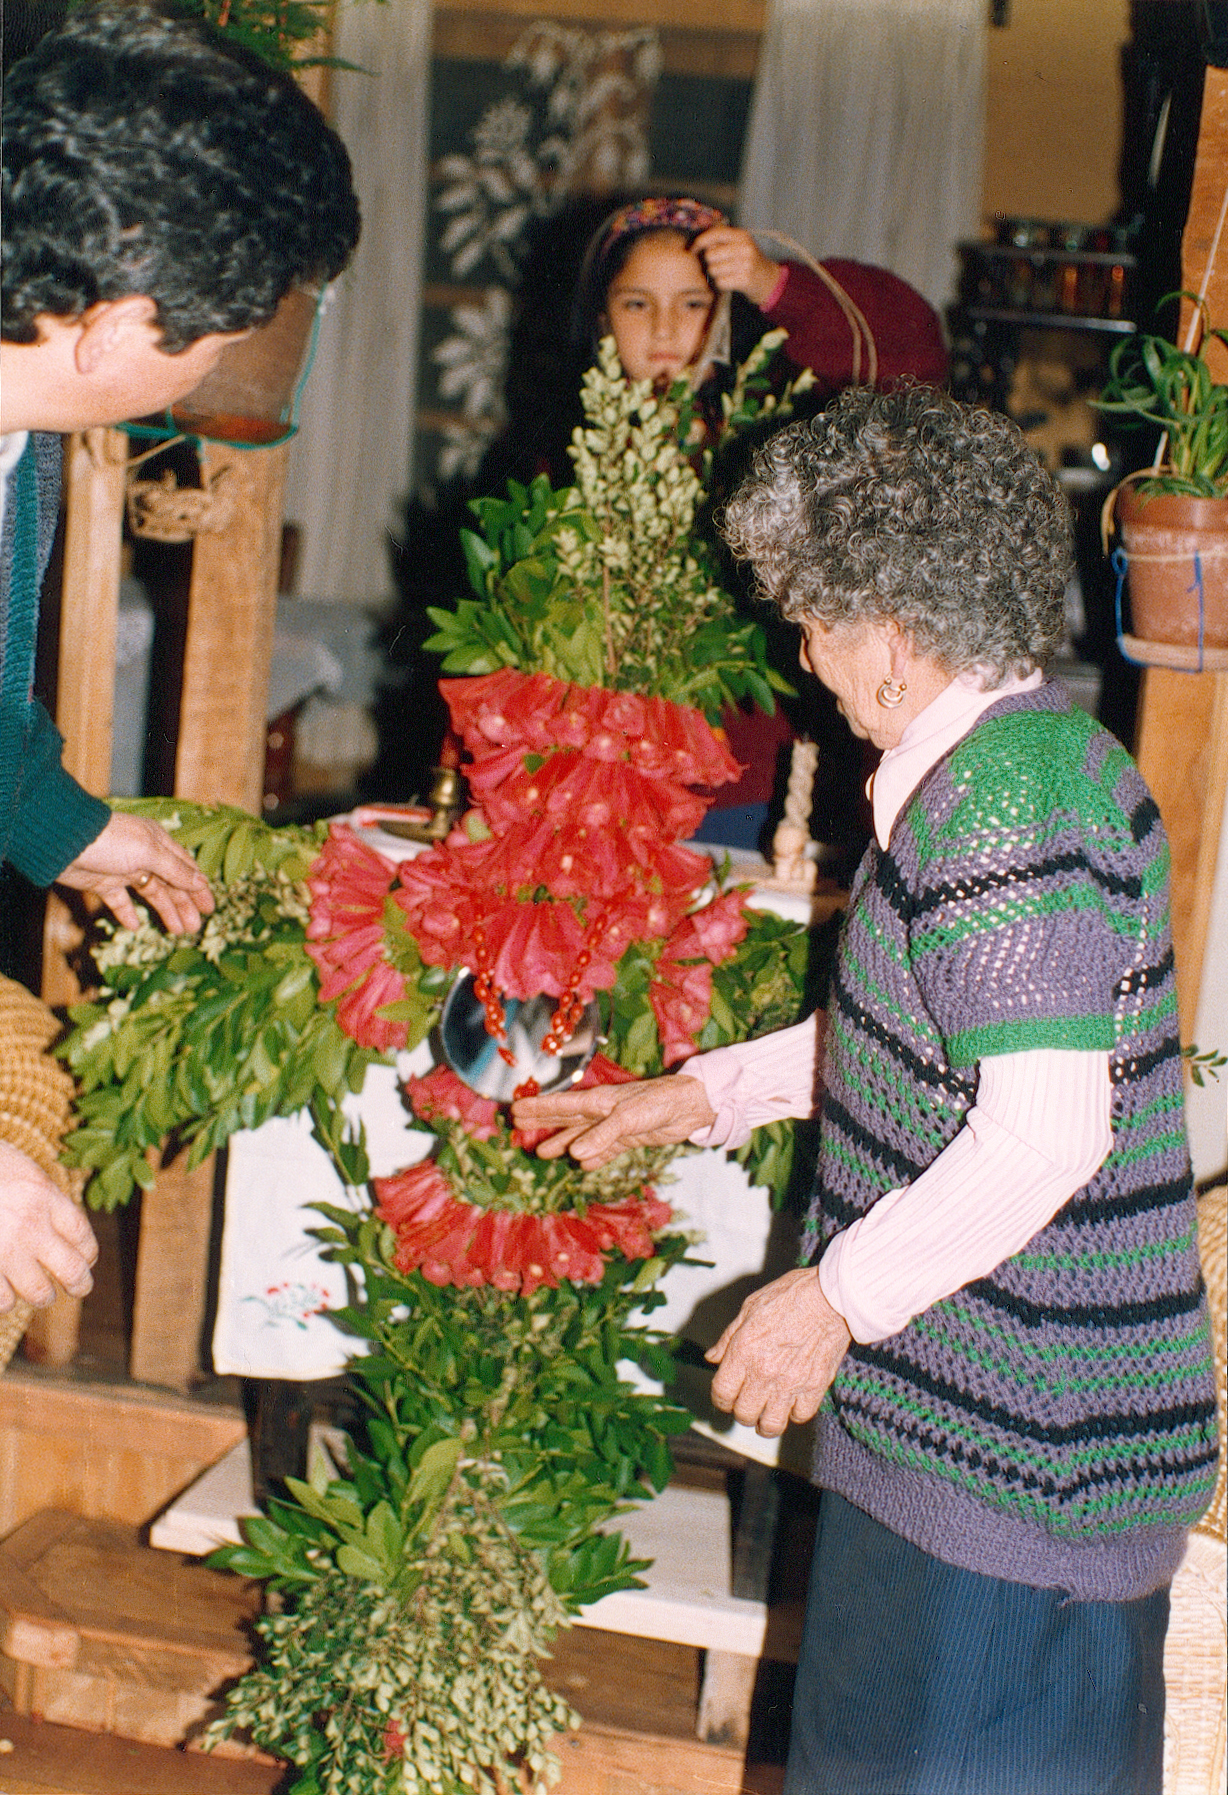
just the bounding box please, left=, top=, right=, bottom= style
left=424, top=22, right=662, bottom=485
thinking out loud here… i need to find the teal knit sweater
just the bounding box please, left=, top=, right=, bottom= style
left=806, top=680, right=1218, bottom=1601
left=1, top=433, right=111, bottom=884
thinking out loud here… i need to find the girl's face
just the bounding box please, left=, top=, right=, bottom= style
left=602, top=232, right=715, bottom=385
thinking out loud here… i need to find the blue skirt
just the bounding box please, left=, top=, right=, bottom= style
left=784, top=1492, right=1169, bottom=1795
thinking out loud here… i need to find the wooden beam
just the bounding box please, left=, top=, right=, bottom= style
left=1135, top=669, right=1228, bottom=1040
left=128, top=1151, right=218, bottom=1393
left=1180, top=66, right=1228, bottom=382
left=434, top=8, right=762, bottom=78
left=52, top=430, right=128, bottom=795
left=41, top=428, right=130, bottom=1013
left=435, top=0, right=764, bottom=32
left=173, top=440, right=288, bottom=811
left=1133, top=64, right=1228, bottom=1034
left=130, top=442, right=289, bottom=1392
left=35, top=428, right=129, bottom=1365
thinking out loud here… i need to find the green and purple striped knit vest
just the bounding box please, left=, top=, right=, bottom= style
left=805, top=680, right=1218, bottom=1601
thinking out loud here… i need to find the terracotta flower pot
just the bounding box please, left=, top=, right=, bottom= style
left=1116, top=486, right=1228, bottom=649
left=170, top=284, right=322, bottom=445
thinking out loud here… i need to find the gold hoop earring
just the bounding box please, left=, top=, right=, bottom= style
left=876, top=678, right=907, bottom=709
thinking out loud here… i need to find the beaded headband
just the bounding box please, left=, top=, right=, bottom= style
left=598, top=196, right=727, bottom=249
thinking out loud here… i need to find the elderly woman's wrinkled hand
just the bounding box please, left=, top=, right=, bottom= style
left=706, top=1267, right=851, bottom=1437
left=511, top=1074, right=715, bottom=1169
left=0, top=1141, right=98, bottom=1313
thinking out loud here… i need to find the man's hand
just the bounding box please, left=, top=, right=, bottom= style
left=511, top=1074, right=716, bottom=1169
left=692, top=226, right=783, bottom=309
left=0, top=1142, right=98, bottom=1312
left=56, top=810, right=213, bottom=934
left=706, top=1266, right=851, bottom=1437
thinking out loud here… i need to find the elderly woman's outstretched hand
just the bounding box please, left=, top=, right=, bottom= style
left=707, top=1267, right=851, bottom=1438
left=511, top=1074, right=715, bottom=1169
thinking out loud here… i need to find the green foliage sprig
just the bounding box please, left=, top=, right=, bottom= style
left=67, top=0, right=382, bottom=72
left=207, top=1209, right=695, bottom=1793
left=1183, top=1042, right=1228, bottom=1087
left=207, top=1440, right=577, bottom=1795
left=1097, top=292, right=1228, bottom=498
left=58, top=800, right=391, bottom=1210
left=425, top=334, right=809, bottom=721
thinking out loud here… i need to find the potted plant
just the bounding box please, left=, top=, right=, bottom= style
left=1097, top=292, right=1228, bottom=653
left=127, top=0, right=364, bottom=451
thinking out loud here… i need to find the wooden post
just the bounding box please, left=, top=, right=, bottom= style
left=129, top=441, right=288, bottom=1390
left=173, top=442, right=289, bottom=811
left=1133, top=64, right=1228, bottom=1037
left=1136, top=671, right=1228, bottom=1042
left=40, top=428, right=128, bottom=1011
left=29, top=430, right=128, bottom=1370
left=128, top=1154, right=219, bottom=1392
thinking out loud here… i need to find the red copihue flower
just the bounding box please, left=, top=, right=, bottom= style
left=484, top=894, right=588, bottom=1001
left=402, top=1065, right=501, bottom=1140
left=305, top=825, right=413, bottom=1051
left=332, top=955, right=412, bottom=1054
left=665, top=887, right=751, bottom=966
left=311, top=673, right=749, bottom=1056
left=643, top=890, right=750, bottom=1064
left=372, top=1153, right=674, bottom=1297
left=381, top=1718, right=408, bottom=1762
left=650, top=957, right=714, bottom=1067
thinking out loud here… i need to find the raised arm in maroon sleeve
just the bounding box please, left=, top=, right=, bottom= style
left=762, top=259, right=948, bottom=393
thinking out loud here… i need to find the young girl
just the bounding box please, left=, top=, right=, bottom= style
left=481, top=194, right=948, bottom=497
left=573, top=194, right=948, bottom=420
left=570, top=197, right=951, bottom=850
left=475, top=196, right=948, bottom=851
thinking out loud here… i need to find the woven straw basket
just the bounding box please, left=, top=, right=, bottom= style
left=0, top=974, right=85, bottom=1372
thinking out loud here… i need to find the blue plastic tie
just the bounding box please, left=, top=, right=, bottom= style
left=1113, top=544, right=1207, bottom=672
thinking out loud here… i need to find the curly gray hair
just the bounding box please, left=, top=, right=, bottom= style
left=721, top=384, right=1074, bottom=685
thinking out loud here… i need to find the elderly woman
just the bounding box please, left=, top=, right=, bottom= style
left=513, top=386, right=1219, bottom=1795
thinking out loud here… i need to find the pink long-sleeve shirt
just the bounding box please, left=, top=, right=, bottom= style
left=682, top=672, right=1113, bottom=1343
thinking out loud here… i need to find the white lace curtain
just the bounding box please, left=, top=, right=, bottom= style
left=283, top=0, right=432, bottom=605
left=738, top=0, right=986, bottom=314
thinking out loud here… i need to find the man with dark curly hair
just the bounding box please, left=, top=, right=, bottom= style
left=516, top=385, right=1219, bottom=1795
left=0, top=1, right=359, bottom=1314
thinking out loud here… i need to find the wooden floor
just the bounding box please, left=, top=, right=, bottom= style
left=0, top=1709, right=284, bottom=1795
left=0, top=1626, right=789, bottom=1794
